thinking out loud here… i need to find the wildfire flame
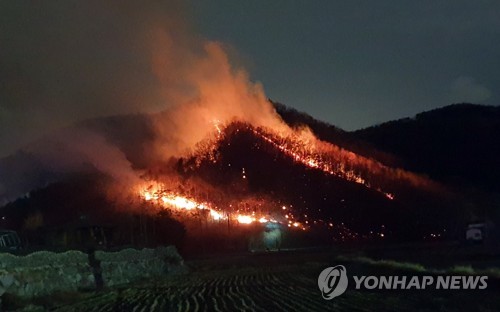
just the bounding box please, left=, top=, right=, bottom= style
left=236, top=215, right=254, bottom=224
left=142, top=187, right=279, bottom=226
left=138, top=183, right=365, bottom=242
left=250, top=127, right=395, bottom=199
left=143, top=189, right=221, bottom=216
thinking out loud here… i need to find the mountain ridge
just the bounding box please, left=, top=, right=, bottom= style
left=352, top=103, right=500, bottom=191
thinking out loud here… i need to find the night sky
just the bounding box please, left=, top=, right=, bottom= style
left=193, top=0, right=499, bottom=129
left=1, top=1, right=499, bottom=157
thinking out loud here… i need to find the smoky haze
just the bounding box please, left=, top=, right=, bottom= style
left=0, top=0, right=285, bottom=157
left=0, top=0, right=288, bottom=202
left=0, top=0, right=184, bottom=157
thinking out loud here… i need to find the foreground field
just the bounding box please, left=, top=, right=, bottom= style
left=47, top=248, right=500, bottom=312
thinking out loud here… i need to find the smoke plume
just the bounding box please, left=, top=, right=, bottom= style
left=0, top=0, right=287, bottom=201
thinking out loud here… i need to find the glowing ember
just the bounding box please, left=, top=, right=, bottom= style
left=162, top=196, right=197, bottom=210
left=385, top=192, right=395, bottom=200
left=237, top=215, right=255, bottom=224
left=210, top=210, right=223, bottom=220
left=144, top=192, right=153, bottom=201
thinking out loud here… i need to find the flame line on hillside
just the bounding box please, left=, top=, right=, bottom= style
left=250, top=127, right=395, bottom=200
left=142, top=188, right=283, bottom=226
left=139, top=185, right=361, bottom=240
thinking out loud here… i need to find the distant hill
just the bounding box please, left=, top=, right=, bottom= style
left=353, top=104, right=500, bottom=191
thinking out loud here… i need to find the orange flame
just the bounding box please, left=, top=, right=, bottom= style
left=142, top=188, right=225, bottom=220
left=250, top=127, right=395, bottom=199
left=141, top=187, right=286, bottom=226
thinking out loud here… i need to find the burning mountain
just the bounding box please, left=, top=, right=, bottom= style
left=128, top=116, right=454, bottom=240
left=0, top=1, right=475, bottom=250
left=0, top=104, right=469, bottom=248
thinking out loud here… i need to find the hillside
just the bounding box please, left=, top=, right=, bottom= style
left=353, top=104, right=500, bottom=191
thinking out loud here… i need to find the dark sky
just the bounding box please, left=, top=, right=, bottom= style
left=192, top=0, right=500, bottom=130
left=1, top=1, right=499, bottom=157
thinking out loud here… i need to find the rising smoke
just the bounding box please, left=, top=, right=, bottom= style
left=0, top=0, right=288, bottom=202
